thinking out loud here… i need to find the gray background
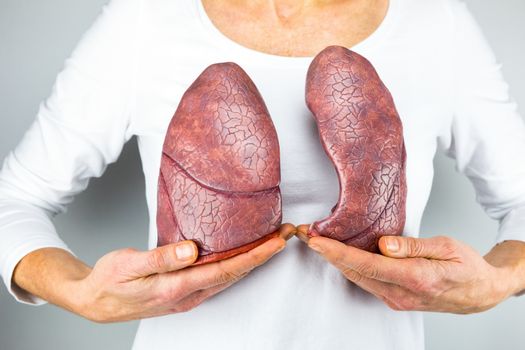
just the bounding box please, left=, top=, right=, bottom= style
left=0, top=0, right=524, bottom=349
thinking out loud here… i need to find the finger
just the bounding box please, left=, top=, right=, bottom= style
left=295, top=224, right=311, bottom=243
left=344, top=268, right=407, bottom=300
left=308, top=236, right=418, bottom=285
left=177, top=236, right=286, bottom=292
left=340, top=268, right=424, bottom=311
left=172, top=280, right=235, bottom=313
left=378, top=235, right=459, bottom=260
left=129, top=240, right=198, bottom=277
left=353, top=276, right=422, bottom=311
left=278, top=223, right=297, bottom=241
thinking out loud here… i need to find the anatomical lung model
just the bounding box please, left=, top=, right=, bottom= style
left=156, top=63, right=282, bottom=265
left=305, top=45, right=407, bottom=252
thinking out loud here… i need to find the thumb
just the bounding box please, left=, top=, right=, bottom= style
left=132, top=240, right=198, bottom=276
left=379, top=235, right=458, bottom=260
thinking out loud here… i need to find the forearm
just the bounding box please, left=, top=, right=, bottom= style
left=12, top=248, right=92, bottom=314
left=484, top=240, right=525, bottom=296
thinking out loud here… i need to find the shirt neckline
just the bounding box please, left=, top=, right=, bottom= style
left=195, top=0, right=400, bottom=66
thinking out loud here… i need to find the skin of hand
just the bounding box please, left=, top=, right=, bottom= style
left=13, top=223, right=296, bottom=323
left=296, top=224, right=525, bottom=314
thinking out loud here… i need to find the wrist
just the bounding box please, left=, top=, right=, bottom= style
left=484, top=240, right=525, bottom=297
left=59, top=264, right=94, bottom=318
left=488, top=265, right=517, bottom=305
left=13, top=248, right=93, bottom=314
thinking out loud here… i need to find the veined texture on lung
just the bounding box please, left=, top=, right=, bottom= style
left=157, top=63, right=282, bottom=265
left=306, top=45, right=407, bottom=252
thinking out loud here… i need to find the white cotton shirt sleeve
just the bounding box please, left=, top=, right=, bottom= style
left=0, top=0, right=141, bottom=304
left=438, top=0, right=525, bottom=244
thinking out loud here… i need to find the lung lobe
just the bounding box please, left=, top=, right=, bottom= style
left=157, top=63, right=282, bottom=264
left=305, top=46, right=407, bottom=252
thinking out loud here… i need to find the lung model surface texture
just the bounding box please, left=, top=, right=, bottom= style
left=156, top=63, right=282, bottom=265
left=306, top=45, right=407, bottom=252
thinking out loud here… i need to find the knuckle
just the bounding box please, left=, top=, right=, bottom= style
left=342, top=267, right=361, bottom=282
left=147, top=250, right=166, bottom=271
left=355, top=261, right=379, bottom=280
left=216, top=262, right=244, bottom=284
left=109, top=248, right=139, bottom=272
left=116, top=247, right=137, bottom=257
left=106, top=248, right=136, bottom=264
left=435, top=235, right=453, bottom=244
left=406, top=238, right=424, bottom=256
left=436, top=236, right=457, bottom=254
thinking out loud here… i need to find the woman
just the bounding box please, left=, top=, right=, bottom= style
left=1, top=0, right=524, bottom=349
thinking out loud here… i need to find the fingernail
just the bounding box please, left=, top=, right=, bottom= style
left=386, top=237, right=399, bottom=253
left=175, top=243, right=195, bottom=261
left=309, top=243, right=324, bottom=254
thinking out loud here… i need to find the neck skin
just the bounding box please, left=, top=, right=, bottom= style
left=201, top=0, right=388, bottom=56
left=249, top=0, right=350, bottom=23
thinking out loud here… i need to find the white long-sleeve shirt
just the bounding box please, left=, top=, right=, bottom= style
left=1, top=0, right=525, bottom=349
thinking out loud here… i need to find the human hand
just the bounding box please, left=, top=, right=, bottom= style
left=73, top=223, right=294, bottom=322
left=296, top=225, right=522, bottom=314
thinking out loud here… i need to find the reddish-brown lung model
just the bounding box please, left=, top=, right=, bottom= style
left=157, top=63, right=282, bottom=265
left=305, top=46, right=407, bottom=252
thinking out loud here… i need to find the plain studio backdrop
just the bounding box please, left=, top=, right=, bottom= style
left=0, top=1, right=524, bottom=349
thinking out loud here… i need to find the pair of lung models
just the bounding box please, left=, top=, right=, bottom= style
left=156, top=45, right=407, bottom=265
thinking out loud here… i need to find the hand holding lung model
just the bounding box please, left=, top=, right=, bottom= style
left=157, top=46, right=407, bottom=263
